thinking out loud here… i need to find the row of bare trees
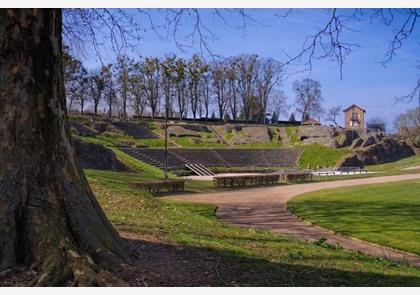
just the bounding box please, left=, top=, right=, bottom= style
left=64, top=50, right=288, bottom=123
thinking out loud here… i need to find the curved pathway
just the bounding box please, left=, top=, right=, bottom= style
left=166, top=173, right=420, bottom=266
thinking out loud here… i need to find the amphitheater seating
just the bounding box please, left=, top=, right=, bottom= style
left=120, top=148, right=302, bottom=170
left=171, top=149, right=228, bottom=167
left=214, top=148, right=300, bottom=167
left=120, top=148, right=186, bottom=169
left=112, top=122, right=157, bottom=139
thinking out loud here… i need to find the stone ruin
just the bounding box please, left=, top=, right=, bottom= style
left=336, top=137, right=415, bottom=168
left=298, top=125, right=360, bottom=148
left=220, top=124, right=272, bottom=145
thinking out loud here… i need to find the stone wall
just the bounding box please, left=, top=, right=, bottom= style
left=298, top=125, right=360, bottom=148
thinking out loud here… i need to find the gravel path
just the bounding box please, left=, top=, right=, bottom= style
left=166, top=173, right=420, bottom=266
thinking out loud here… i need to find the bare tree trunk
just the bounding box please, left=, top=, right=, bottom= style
left=0, top=9, right=128, bottom=286
left=122, top=90, right=127, bottom=119
left=94, top=101, right=99, bottom=116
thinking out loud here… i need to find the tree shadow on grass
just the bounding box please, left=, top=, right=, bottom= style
left=118, top=235, right=420, bottom=287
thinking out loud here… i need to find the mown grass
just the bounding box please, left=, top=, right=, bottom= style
left=84, top=166, right=420, bottom=286
left=80, top=146, right=420, bottom=286
left=298, top=143, right=351, bottom=169
left=367, top=155, right=420, bottom=172
left=288, top=180, right=420, bottom=256
left=285, top=126, right=300, bottom=144
left=75, top=132, right=168, bottom=148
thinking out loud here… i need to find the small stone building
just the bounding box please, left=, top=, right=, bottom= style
left=343, top=104, right=365, bottom=129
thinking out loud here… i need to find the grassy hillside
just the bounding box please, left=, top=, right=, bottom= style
left=83, top=161, right=420, bottom=285
left=288, top=180, right=420, bottom=256
left=284, top=126, right=300, bottom=144
left=76, top=132, right=168, bottom=148
left=298, top=143, right=352, bottom=169
left=73, top=114, right=414, bottom=171
left=366, top=155, right=420, bottom=172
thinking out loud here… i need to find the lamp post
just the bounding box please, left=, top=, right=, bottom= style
left=163, top=93, right=174, bottom=180
left=164, top=94, right=169, bottom=180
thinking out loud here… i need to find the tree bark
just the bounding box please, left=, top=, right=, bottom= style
left=0, top=9, right=128, bottom=286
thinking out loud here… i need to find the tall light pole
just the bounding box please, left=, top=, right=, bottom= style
left=164, top=93, right=169, bottom=180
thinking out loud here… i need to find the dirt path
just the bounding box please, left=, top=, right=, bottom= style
left=166, top=173, right=420, bottom=266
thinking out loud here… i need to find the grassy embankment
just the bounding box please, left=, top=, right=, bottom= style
left=366, top=155, right=420, bottom=172
left=297, top=143, right=351, bottom=169
left=81, top=150, right=420, bottom=286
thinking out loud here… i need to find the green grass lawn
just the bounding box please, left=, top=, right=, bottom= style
left=75, top=132, right=168, bottom=148
left=288, top=180, right=420, bottom=256
left=79, top=145, right=420, bottom=286
left=367, top=155, right=420, bottom=172
left=285, top=126, right=300, bottom=144
left=298, top=143, right=351, bottom=169
left=84, top=167, right=420, bottom=286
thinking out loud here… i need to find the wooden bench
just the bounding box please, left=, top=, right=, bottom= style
left=283, top=173, right=312, bottom=183
left=213, top=174, right=280, bottom=188
left=129, top=179, right=185, bottom=194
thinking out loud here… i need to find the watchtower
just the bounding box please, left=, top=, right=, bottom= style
left=343, top=104, right=365, bottom=129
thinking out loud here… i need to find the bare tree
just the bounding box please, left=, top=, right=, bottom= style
left=161, top=55, right=177, bottom=117
left=269, top=89, right=289, bottom=121
left=129, top=63, right=148, bottom=117
left=63, top=47, right=85, bottom=112
left=101, top=64, right=117, bottom=117
left=211, top=60, right=228, bottom=121
left=88, top=68, right=105, bottom=116
left=394, top=107, right=420, bottom=147
left=285, top=9, right=419, bottom=106
left=76, top=73, right=89, bottom=115
left=293, top=78, right=324, bottom=124
left=225, top=57, right=239, bottom=121
left=255, top=58, right=283, bottom=124
left=116, top=55, right=134, bottom=119
left=236, top=54, right=258, bottom=122
left=187, top=54, right=208, bottom=120
left=173, top=57, right=188, bottom=120
left=325, top=105, right=342, bottom=126
left=200, top=71, right=212, bottom=119
left=140, top=57, right=161, bottom=118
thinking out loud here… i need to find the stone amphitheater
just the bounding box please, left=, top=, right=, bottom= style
left=120, top=148, right=302, bottom=170
left=70, top=117, right=417, bottom=175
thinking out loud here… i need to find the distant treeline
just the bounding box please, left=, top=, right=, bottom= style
left=64, top=48, right=296, bottom=124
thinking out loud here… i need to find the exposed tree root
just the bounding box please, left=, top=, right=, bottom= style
left=29, top=247, right=129, bottom=286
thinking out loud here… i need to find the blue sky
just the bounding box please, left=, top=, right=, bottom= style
left=79, top=9, right=419, bottom=130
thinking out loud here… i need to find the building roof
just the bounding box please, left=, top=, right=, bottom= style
left=303, top=118, right=321, bottom=125
left=343, top=104, right=366, bottom=113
